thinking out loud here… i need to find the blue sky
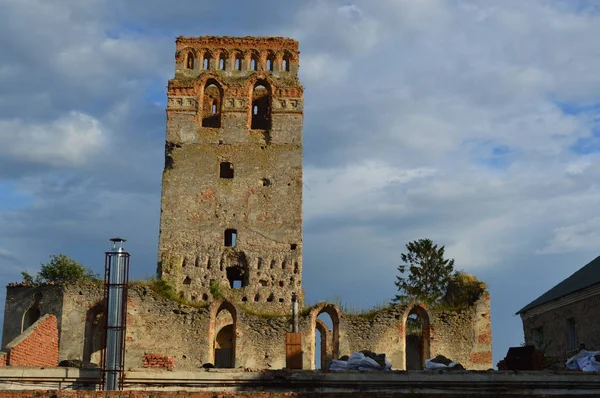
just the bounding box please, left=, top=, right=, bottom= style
left=2, top=0, right=600, bottom=367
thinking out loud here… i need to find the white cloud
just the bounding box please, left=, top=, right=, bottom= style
left=0, top=112, right=107, bottom=167
left=305, top=160, right=436, bottom=219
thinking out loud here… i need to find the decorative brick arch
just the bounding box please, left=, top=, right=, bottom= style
left=177, top=47, right=198, bottom=69
left=402, top=303, right=431, bottom=370
left=308, top=303, right=341, bottom=369
left=248, top=78, right=274, bottom=130
left=199, top=78, right=224, bottom=128
left=208, top=300, right=238, bottom=367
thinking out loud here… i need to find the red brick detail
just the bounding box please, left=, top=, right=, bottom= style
left=0, top=352, right=6, bottom=366
left=478, top=325, right=492, bottom=344
left=5, top=314, right=59, bottom=367
left=143, top=353, right=175, bottom=371
left=470, top=351, right=492, bottom=364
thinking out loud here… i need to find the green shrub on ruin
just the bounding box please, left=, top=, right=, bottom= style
left=21, top=254, right=100, bottom=284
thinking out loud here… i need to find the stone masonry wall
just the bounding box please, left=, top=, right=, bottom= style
left=4, top=314, right=59, bottom=366
left=521, top=292, right=600, bottom=362
left=159, top=36, right=304, bottom=315
left=3, top=284, right=490, bottom=371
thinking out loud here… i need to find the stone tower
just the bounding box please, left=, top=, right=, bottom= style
left=158, top=36, right=303, bottom=314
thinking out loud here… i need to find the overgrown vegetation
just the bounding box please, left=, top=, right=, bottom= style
left=21, top=254, right=100, bottom=284
left=439, top=271, right=488, bottom=309
left=209, top=280, right=224, bottom=300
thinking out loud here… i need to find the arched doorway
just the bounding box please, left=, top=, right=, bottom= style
left=310, top=304, right=340, bottom=370
left=315, top=318, right=329, bottom=369
left=211, top=301, right=237, bottom=368
left=405, top=305, right=430, bottom=370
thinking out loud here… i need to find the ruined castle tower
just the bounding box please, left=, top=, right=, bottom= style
left=158, top=36, right=303, bottom=314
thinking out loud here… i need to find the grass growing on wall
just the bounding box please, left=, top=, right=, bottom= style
left=133, top=277, right=208, bottom=310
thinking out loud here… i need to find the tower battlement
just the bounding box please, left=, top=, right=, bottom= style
left=159, top=36, right=304, bottom=314
left=174, top=36, right=299, bottom=78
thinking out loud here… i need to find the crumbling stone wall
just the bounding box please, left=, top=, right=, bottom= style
left=520, top=287, right=600, bottom=362
left=2, top=284, right=490, bottom=371
left=159, top=36, right=304, bottom=315
left=299, top=297, right=492, bottom=370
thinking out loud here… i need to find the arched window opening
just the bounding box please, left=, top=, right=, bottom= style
left=282, top=56, right=290, bottom=72
left=219, top=55, right=226, bottom=70
left=220, top=162, right=234, bottom=179
left=251, top=83, right=271, bottom=130
left=405, top=306, right=430, bottom=370
left=203, top=54, right=211, bottom=70
left=202, top=81, right=222, bottom=128
left=266, top=57, right=274, bottom=72
left=234, top=54, right=242, bottom=71
left=186, top=52, right=195, bottom=69
left=22, top=306, right=40, bottom=332
left=250, top=57, right=258, bottom=71
left=214, top=308, right=235, bottom=368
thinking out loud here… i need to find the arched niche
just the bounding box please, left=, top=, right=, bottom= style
left=250, top=80, right=271, bottom=130
left=202, top=79, right=223, bottom=128
left=83, top=301, right=104, bottom=364
left=404, top=304, right=431, bottom=370
left=21, top=292, right=43, bottom=332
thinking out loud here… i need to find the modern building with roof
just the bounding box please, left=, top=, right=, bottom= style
left=517, top=256, right=600, bottom=361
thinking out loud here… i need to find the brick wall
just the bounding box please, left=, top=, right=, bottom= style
left=143, top=353, right=174, bottom=371
left=0, top=352, right=6, bottom=366
left=4, top=314, right=59, bottom=366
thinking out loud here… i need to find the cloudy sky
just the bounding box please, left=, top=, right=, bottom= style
left=2, top=0, right=600, bottom=366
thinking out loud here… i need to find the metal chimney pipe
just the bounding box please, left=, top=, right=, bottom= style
left=102, top=238, right=130, bottom=391
left=292, top=292, right=298, bottom=333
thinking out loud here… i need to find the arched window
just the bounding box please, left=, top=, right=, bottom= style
left=219, top=55, right=226, bottom=70
left=250, top=57, right=258, bottom=71
left=203, top=54, right=211, bottom=70
left=202, top=80, right=222, bottom=128
left=234, top=54, right=242, bottom=71
left=266, top=56, right=274, bottom=72
left=282, top=55, right=290, bottom=72
left=251, top=82, right=271, bottom=130
left=186, top=52, right=195, bottom=69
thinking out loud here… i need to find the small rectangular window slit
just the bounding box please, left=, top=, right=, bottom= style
left=220, top=162, right=234, bottom=179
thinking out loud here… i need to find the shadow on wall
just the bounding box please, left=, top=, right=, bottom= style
left=83, top=302, right=104, bottom=364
